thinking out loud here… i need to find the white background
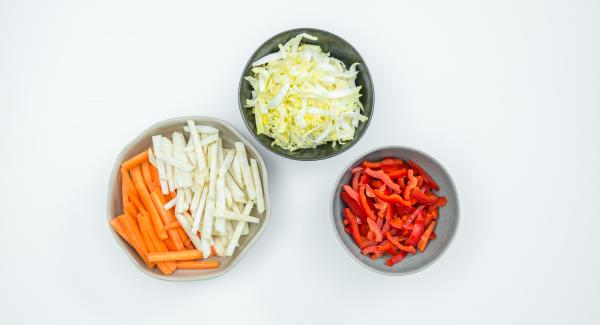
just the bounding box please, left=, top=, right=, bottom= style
left=1, top=0, right=599, bottom=324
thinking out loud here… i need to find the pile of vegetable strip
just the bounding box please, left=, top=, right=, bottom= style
left=111, top=121, right=265, bottom=275
left=340, top=158, right=447, bottom=266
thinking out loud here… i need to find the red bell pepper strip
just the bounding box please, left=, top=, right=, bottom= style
left=373, top=189, right=412, bottom=207
left=352, top=171, right=362, bottom=192
left=364, top=168, right=401, bottom=193
left=387, top=169, right=407, bottom=179
left=407, top=160, right=439, bottom=191
left=411, top=188, right=438, bottom=205
left=342, top=185, right=359, bottom=202
left=370, top=179, right=383, bottom=189
left=385, top=232, right=416, bottom=254
left=363, top=158, right=404, bottom=169
left=386, top=251, right=407, bottom=266
left=340, top=191, right=367, bottom=223
left=359, top=186, right=377, bottom=220
left=359, top=173, right=372, bottom=185
left=404, top=169, right=418, bottom=201
left=402, top=205, right=425, bottom=229
left=365, top=184, right=376, bottom=198
left=351, top=166, right=364, bottom=174
left=406, top=214, right=426, bottom=247
left=389, top=217, right=404, bottom=229
left=343, top=208, right=365, bottom=248
left=366, top=217, right=382, bottom=242
left=417, top=221, right=436, bottom=252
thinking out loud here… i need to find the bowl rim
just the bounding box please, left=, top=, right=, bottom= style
left=106, top=115, right=270, bottom=281
left=329, top=145, right=460, bottom=276
left=237, top=27, right=375, bottom=161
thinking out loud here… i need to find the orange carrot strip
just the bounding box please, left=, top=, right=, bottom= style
left=148, top=250, right=204, bottom=262
left=138, top=212, right=176, bottom=274
left=134, top=181, right=168, bottom=239
left=164, top=221, right=180, bottom=230
left=118, top=214, right=153, bottom=268
left=150, top=164, right=161, bottom=192
left=124, top=202, right=138, bottom=217
left=176, top=261, right=219, bottom=270
left=137, top=213, right=173, bottom=274
left=141, top=161, right=155, bottom=193
left=177, top=227, right=194, bottom=249
left=110, top=218, right=132, bottom=246
left=130, top=166, right=145, bottom=188
left=150, top=190, right=184, bottom=250
left=122, top=151, right=149, bottom=170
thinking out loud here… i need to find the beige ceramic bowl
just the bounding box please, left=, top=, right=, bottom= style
left=107, top=116, right=270, bottom=281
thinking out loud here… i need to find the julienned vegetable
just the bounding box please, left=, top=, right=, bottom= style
left=111, top=121, right=265, bottom=275
left=340, top=158, right=447, bottom=266
left=244, top=33, right=367, bottom=151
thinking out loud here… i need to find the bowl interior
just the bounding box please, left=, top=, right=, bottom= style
left=239, top=28, right=374, bottom=160
left=331, top=146, right=459, bottom=275
left=107, top=116, right=270, bottom=281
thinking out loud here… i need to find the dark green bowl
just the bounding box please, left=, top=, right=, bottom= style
left=238, top=28, right=374, bottom=161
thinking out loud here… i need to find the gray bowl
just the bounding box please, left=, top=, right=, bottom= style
left=330, top=146, right=459, bottom=275
left=107, top=116, right=270, bottom=281
left=238, top=27, right=374, bottom=161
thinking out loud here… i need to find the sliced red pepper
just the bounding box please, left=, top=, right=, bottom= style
left=407, top=160, right=440, bottom=191
left=386, top=251, right=408, bottom=266
left=417, top=221, right=436, bottom=252
left=404, top=169, right=418, bottom=201
left=366, top=217, right=382, bottom=242
left=389, top=217, right=404, bottom=229
left=373, top=189, right=412, bottom=207
left=364, top=168, right=401, bottom=193
left=343, top=208, right=365, bottom=248
left=359, top=173, right=372, bottom=185
left=342, top=185, right=359, bottom=202
left=359, top=186, right=376, bottom=220
left=351, top=166, right=364, bottom=174
left=387, top=169, right=407, bottom=179
left=340, top=191, right=367, bottom=223
left=352, top=171, right=362, bottom=192
left=385, top=232, right=416, bottom=254
left=430, top=232, right=437, bottom=240
left=411, top=188, right=439, bottom=205
left=402, top=205, right=425, bottom=229
left=363, top=158, right=404, bottom=169
left=370, top=179, right=383, bottom=188
left=406, top=213, right=426, bottom=247
left=395, top=202, right=415, bottom=215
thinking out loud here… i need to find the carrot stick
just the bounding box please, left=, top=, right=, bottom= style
left=138, top=212, right=176, bottom=274
left=164, top=221, right=180, bottom=230
left=118, top=214, right=154, bottom=268
left=176, top=261, right=219, bottom=270
left=141, top=161, right=155, bottom=193
left=122, top=151, right=149, bottom=170
left=148, top=250, right=204, bottom=262
left=110, top=217, right=132, bottom=246
left=124, top=202, right=138, bottom=217
left=150, top=190, right=184, bottom=250
left=130, top=166, right=145, bottom=188
left=134, top=181, right=168, bottom=239
left=136, top=213, right=174, bottom=274
left=177, top=227, right=194, bottom=249
left=150, top=164, right=161, bottom=192
left=164, top=237, right=178, bottom=251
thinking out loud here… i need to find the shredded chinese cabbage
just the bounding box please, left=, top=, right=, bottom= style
left=245, top=33, right=367, bottom=151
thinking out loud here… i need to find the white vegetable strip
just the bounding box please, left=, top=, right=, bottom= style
left=200, top=200, right=215, bottom=257
left=221, top=210, right=260, bottom=223
left=250, top=158, right=265, bottom=214
left=231, top=151, right=244, bottom=188
left=151, top=135, right=169, bottom=194
left=163, top=197, right=177, bottom=210
left=235, top=142, right=256, bottom=200
left=214, top=177, right=226, bottom=232
left=175, top=213, right=203, bottom=250
left=183, top=125, right=219, bottom=134
left=225, top=202, right=254, bottom=256
left=187, top=120, right=208, bottom=180
left=207, top=143, right=218, bottom=200
left=225, top=173, right=246, bottom=202
left=218, top=150, right=235, bottom=179
left=191, top=186, right=208, bottom=234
